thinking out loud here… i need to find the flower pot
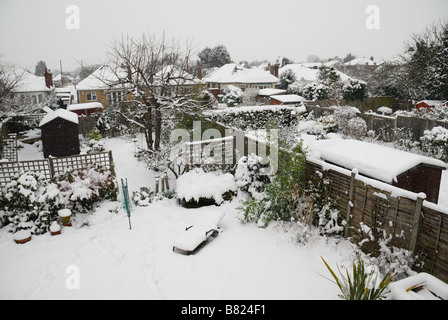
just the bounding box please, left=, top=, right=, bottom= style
left=13, top=230, right=32, bottom=244
left=58, top=209, right=72, bottom=227
left=50, top=221, right=61, bottom=236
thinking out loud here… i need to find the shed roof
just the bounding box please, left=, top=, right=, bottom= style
left=67, top=102, right=103, bottom=111
left=39, top=109, right=79, bottom=127
left=320, top=139, right=446, bottom=183
left=258, top=88, right=287, bottom=96
left=271, top=94, right=305, bottom=103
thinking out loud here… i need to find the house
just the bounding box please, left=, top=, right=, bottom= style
left=10, top=69, right=52, bottom=105
left=319, top=139, right=447, bottom=204
left=416, top=100, right=447, bottom=112
left=76, top=64, right=204, bottom=109
left=203, top=63, right=279, bottom=93
left=39, top=109, right=80, bottom=158
left=67, top=102, right=103, bottom=116
left=270, top=94, right=306, bottom=105
left=76, top=65, right=131, bottom=108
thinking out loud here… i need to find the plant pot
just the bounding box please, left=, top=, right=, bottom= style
left=58, top=209, right=72, bottom=227
left=13, top=230, right=32, bottom=244
left=50, top=221, right=61, bottom=236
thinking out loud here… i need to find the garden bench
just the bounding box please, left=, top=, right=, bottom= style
left=173, top=211, right=225, bottom=255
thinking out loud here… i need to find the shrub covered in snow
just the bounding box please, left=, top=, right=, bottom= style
left=302, top=82, right=329, bottom=101
left=234, top=153, right=270, bottom=200
left=176, top=168, right=237, bottom=207
left=331, top=106, right=367, bottom=138
left=342, top=78, right=368, bottom=102
left=0, top=164, right=118, bottom=234
left=219, top=85, right=243, bottom=107
left=55, top=164, right=118, bottom=212
left=420, top=126, right=448, bottom=162
left=237, top=143, right=307, bottom=226
left=0, top=172, right=62, bottom=234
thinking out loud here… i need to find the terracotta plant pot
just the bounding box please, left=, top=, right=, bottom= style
left=13, top=230, right=32, bottom=244
left=50, top=221, right=61, bottom=236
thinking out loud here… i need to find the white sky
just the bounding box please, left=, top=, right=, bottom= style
left=0, top=0, right=447, bottom=72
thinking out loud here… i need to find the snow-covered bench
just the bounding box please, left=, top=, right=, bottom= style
left=173, top=211, right=225, bottom=255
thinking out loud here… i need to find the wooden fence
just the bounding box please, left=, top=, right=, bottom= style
left=0, top=151, right=114, bottom=188
left=0, top=134, right=18, bottom=162
left=182, top=128, right=272, bottom=173
left=305, top=157, right=448, bottom=283
left=304, top=104, right=448, bottom=143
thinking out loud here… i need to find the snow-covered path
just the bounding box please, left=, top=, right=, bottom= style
left=0, top=136, right=356, bottom=300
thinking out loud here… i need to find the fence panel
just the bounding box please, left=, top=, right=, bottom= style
left=0, top=151, right=114, bottom=188
left=305, top=157, right=448, bottom=283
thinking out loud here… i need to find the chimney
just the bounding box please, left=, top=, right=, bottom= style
left=196, top=67, right=202, bottom=80
left=44, top=68, right=53, bottom=88
left=269, top=63, right=279, bottom=77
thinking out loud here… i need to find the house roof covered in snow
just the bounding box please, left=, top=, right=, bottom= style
left=11, top=70, right=51, bottom=93
left=344, top=57, right=378, bottom=66
left=279, top=64, right=353, bottom=83
left=76, top=65, right=129, bottom=91
left=203, top=64, right=279, bottom=84
left=39, top=108, right=79, bottom=127
left=319, top=139, right=447, bottom=184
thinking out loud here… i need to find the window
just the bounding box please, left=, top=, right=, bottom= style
left=106, top=91, right=126, bottom=106
left=86, top=92, right=97, bottom=101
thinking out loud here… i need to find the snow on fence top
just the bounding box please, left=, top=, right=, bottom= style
left=319, top=139, right=447, bottom=184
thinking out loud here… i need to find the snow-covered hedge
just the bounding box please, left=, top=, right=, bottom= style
left=206, top=105, right=306, bottom=131
left=420, top=126, right=448, bottom=162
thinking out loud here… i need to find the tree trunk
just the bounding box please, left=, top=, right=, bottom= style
left=154, top=106, right=162, bottom=150
left=145, top=106, right=153, bottom=150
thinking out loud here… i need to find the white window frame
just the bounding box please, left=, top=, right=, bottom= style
left=86, top=91, right=97, bottom=101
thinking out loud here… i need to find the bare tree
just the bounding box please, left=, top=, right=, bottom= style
left=105, top=32, right=204, bottom=151
left=0, top=58, right=24, bottom=110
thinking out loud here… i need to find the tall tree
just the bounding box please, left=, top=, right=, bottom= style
left=198, top=45, right=232, bottom=68
left=106, top=32, right=202, bottom=151
left=34, top=60, right=47, bottom=76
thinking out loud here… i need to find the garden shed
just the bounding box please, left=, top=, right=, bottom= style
left=319, top=139, right=447, bottom=204
left=39, top=108, right=80, bottom=158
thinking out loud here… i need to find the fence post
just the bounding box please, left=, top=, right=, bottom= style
left=344, top=169, right=357, bottom=238
left=48, top=157, right=55, bottom=178
left=409, top=193, right=425, bottom=254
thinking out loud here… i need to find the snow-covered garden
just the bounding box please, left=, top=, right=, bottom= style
left=1, top=107, right=448, bottom=300
left=0, top=133, right=358, bottom=300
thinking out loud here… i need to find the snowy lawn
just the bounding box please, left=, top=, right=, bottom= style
left=0, top=135, right=356, bottom=300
